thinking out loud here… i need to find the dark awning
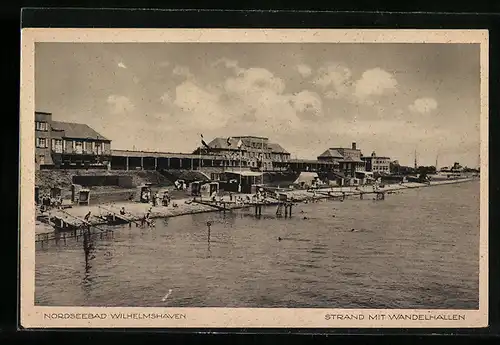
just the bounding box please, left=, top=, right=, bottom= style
left=332, top=171, right=348, bottom=179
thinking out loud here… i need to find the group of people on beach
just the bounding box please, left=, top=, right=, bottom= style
left=38, top=193, right=63, bottom=213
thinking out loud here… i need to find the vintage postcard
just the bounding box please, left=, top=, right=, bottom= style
left=19, top=28, right=489, bottom=329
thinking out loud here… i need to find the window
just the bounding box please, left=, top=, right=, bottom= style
left=52, top=139, right=63, bottom=153
left=36, top=137, right=48, bottom=148
left=35, top=121, right=49, bottom=131
left=95, top=142, right=102, bottom=155
left=75, top=141, right=83, bottom=154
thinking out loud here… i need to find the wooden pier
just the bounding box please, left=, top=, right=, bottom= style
left=192, top=199, right=230, bottom=213
left=97, top=205, right=141, bottom=226
left=37, top=208, right=115, bottom=246
left=358, top=191, right=386, bottom=200
left=275, top=201, right=294, bottom=217
left=35, top=224, right=114, bottom=245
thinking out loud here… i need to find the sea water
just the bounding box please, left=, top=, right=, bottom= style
left=35, top=181, right=480, bottom=309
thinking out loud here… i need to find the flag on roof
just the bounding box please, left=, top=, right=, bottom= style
left=227, top=137, right=232, bottom=146
left=200, top=134, right=210, bottom=149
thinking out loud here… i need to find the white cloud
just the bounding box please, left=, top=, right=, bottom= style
left=172, top=65, right=194, bottom=79
left=290, top=90, right=322, bottom=115
left=173, top=81, right=228, bottom=130
left=354, top=68, right=398, bottom=99
left=166, top=65, right=324, bottom=133
left=409, top=97, right=438, bottom=114
left=296, top=64, right=312, bottom=78
left=160, top=92, right=173, bottom=105
left=107, top=95, right=134, bottom=114
left=314, top=65, right=398, bottom=107
left=212, top=58, right=244, bottom=74
left=223, top=67, right=320, bottom=130
left=225, top=67, right=286, bottom=95
left=313, top=62, right=353, bottom=97
left=117, top=62, right=127, bottom=69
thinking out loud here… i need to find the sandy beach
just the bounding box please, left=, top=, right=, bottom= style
left=34, top=177, right=477, bottom=238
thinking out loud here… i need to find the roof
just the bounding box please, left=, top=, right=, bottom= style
left=114, top=149, right=211, bottom=159
left=225, top=171, right=263, bottom=177
left=317, top=149, right=344, bottom=159
left=206, top=137, right=290, bottom=154
left=207, top=137, right=237, bottom=150
left=233, top=136, right=268, bottom=140
left=362, top=155, right=390, bottom=160
left=289, top=159, right=337, bottom=165
left=338, top=157, right=364, bottom=163
left=177, top=171, right=210, bottom=182
left=355, top=171, right=374, bottom=175
left=51, top=121, right=110, bottom=141
left=330, top=147, right=361, bottom=152
left=268, top=143, right=289, bottom=154
left=331, top=171, right=348, bottom=179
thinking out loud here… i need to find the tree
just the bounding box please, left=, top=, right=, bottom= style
left=390, top=161, right=400, bottom=174
left=417, top=166, right=436, bottom=175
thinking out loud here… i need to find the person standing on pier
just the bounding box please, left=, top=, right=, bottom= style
left=84, top=211, right=91, bottom=222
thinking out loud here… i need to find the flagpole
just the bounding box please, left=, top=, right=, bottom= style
left=239, top=146, right=242, bottom=192
left=199, top=146, right=202, bottom=170
left=261, top=137, right=264, bottom=185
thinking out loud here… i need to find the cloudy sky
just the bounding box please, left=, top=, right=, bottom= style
left=35, top=43, right=480, bottom=168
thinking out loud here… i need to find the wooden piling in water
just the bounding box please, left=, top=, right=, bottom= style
left=254, top=204, right=262, bottom=216
left=283, top=202, right=293, bottom=218
left=206, top=221, right=211, bottom=243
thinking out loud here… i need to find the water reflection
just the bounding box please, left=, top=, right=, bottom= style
left=82, top=227, right=96, bottom=294
left=160, top=218, right=169, bottom=227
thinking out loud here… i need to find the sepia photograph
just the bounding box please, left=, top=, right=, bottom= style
left=20, top=29, right=488, bottom=328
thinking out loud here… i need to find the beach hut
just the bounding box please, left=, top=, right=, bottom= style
left=190, top=181, right=202, bottom=196
left=200, top=181, right=219, bottom=199
left=355, top=171, right=374, bottom=185
left=138, top=183, right=153, bottom=203
left=78, top=189, right=91, bottom=206
left=224, top=171, right=263, bottom=194
left=293, top=172, right=319, bottom=189
left=349, top=178, right=361, bottom=186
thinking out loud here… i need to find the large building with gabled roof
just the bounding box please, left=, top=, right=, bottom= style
left=317, top=142, right=366, bottom=178
left=193, top=135, right=291, bottom=172
left=35, top=111, right=112, bottom=169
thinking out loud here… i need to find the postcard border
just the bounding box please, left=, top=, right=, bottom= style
left=19, top=28, right=489, bottom=329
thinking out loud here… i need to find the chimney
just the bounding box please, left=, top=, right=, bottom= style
left=352, top=142, right=357, bottom=150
